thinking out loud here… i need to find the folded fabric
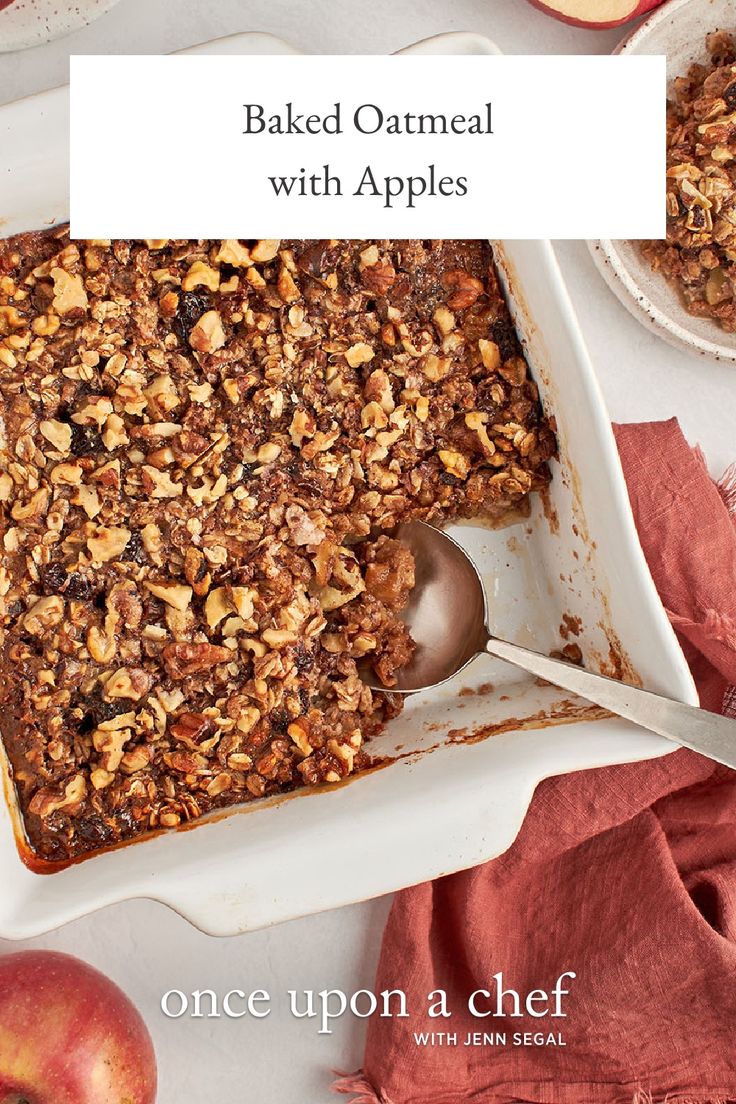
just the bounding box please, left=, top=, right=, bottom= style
left=334, top=419, right=736, bottom=1104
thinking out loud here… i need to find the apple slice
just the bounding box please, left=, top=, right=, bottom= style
left=527, top=0, right=663, bottom=29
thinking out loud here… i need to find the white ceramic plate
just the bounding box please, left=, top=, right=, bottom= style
left=0, top=0, right=123, bottom=54
left=0, top=32, right=697, bottom=939
left=590, top=0, right=736, bottom=364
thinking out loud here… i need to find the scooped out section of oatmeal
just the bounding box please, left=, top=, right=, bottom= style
left=0, top=235, right=556, bottom=863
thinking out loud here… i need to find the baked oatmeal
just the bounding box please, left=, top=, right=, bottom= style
left=642, top=32, right=736, bottom=330
left=0, top=234, right=555, bottom=864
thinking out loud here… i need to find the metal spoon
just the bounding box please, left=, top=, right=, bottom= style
left=367, top=520, right=736, bottom=770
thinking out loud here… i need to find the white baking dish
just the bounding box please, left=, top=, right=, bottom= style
left=0, top=33, right=696, bottom=939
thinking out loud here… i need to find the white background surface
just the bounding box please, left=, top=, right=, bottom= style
left=1, top=2, right=735, bottom=1101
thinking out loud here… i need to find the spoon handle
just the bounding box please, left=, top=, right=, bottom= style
left=485, top=637, right=736, bottom=770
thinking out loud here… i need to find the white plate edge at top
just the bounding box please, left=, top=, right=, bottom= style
left=0, top=0, right=123, bottom=55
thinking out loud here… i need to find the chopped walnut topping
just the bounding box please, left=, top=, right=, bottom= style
left=345, top=342, right=375, bottom=368
left=216, top=240, right=253, bottom=268
left=87, top=525, right=131, bottom=562
left=189, top=310, right=226, bottom=353
left=182, top=261, right=220, bottom=293
left=145, top=580, right=193, bottom=611
left=40, top=419, right=72, bottom=454
left=204, top=586, right=237, bottom=629
left=0, top=232, right=555, bottom=864
left=142, top=466, right=183, bottom=499
left=479, top=338, right=502, bottom=372
left=439, top=449, right=471, bottom=480
left=250, top=240, right=280, bottom=262
left=50, top=268, right=88, bottom=315
left=105, top=667, right=152, bottom=701
left=23, top=595, right=65, bottom=635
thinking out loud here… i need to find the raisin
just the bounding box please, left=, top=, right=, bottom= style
left=73, top=697, right=128, bottom=736
left=69, top=422, right=100, bottom=457
left=475, top=381, right=501, bottom=419
left=270, top=708, right=290, bottom=733
left=77, top=711, right=96, bottom=736
left=724, top=81, right=736, bottom=110
left=40, top=563, right=92, bottom=601
left=65, top=573, right=94, bottom=601
left=121, top=530, right=146, bottom=564
left=78, top=700, right=128, bottom=730
left=76, top=815, right=115, bottom=845
left=40, top=563, right=67, bottom=595
left=296, top=240, right=332, bottom=277
left=490, top=319, right=520, bottom=362
left=115, top=808, right=136, bottom=835
left=173, top=291, right=210, bottom=343
left=440, top=471, right=458, bottom=486
left=294, top=643, right=312, bottom=674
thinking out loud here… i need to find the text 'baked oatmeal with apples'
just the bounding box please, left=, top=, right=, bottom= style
left=0, top=234, right=555, bottom=863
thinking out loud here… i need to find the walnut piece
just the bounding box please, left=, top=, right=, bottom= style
left=87, top=525, right=131, bottom=562
left=40, top=419, right=72, bottom=454
left=51, top=268, right=88, bottom=315
left=189, top=310, right=226, bottom=353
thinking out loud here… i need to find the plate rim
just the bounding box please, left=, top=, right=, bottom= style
left=0, top=0, right=124, bottom=55
left=588, top=238, right=736, bottom=363
left=586, top=0, right=736, bottom=365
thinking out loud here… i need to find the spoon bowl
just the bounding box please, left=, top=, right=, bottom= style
left=369, top=521, right=736, bottom=771
left=383, top=521, right=488, bottom=693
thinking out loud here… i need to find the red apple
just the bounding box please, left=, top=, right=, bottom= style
left=0, top=950, right=157, bottom=1104
left=527, top=0, right=663, bottom=29
left=0, top=1, right=17, bottom=10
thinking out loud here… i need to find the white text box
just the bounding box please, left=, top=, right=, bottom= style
left=70, top=54, right=665, bottom=239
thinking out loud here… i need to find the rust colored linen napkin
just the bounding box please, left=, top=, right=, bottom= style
left=334, top=418, right=736, bottom=1104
